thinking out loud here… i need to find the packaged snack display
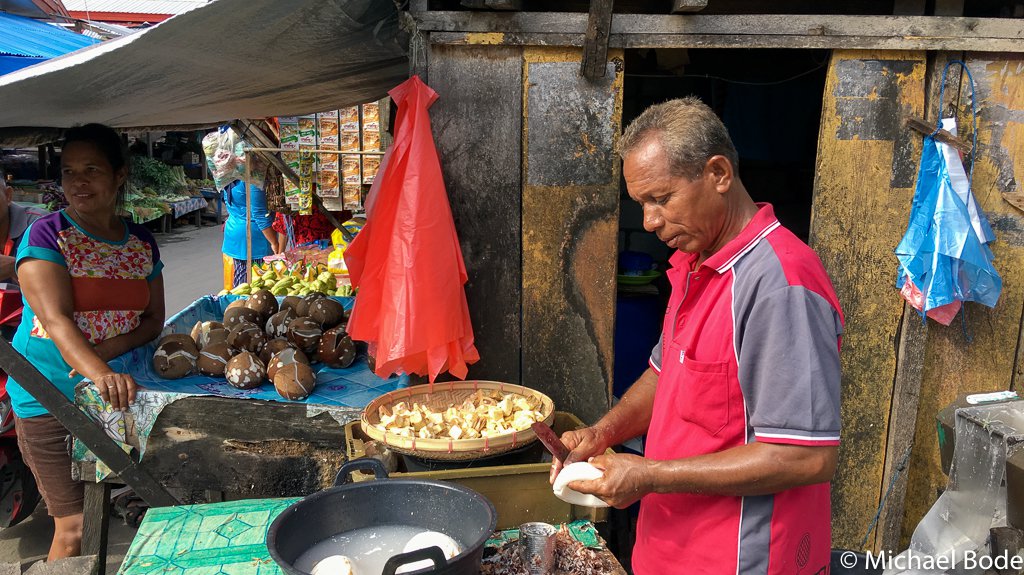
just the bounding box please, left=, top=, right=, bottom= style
left=343, top=184, right=362, bottom=211
left=279, top=118, right=300, bottom=151
left=341, top=132, right=359, bottom=152
left=362, top=130, right=381, bottom=151
left=362, top=102, right=380, bottom=132
left=317, top=112, right=339, bottom=147
left=340, top=107, right=359, bottom=132
left=342, top=155, right=361, bottom=185
left=298, top=116, right=317, bottom=146
left=362, top=155, right=381, bottom=185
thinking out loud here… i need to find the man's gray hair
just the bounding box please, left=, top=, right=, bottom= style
left=617, top=96, right=739, bottom=181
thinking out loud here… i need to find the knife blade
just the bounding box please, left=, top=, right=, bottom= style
left=532, top=421, right=572, bottom=463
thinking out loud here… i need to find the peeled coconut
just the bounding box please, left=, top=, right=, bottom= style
left=273, top=361, right=316, bottom=400
left=260, top=338, right=295, bottom=365
left=552, top=462, right=609, bottom=507
left=227, top=321, right=267, bottom=353
left=266, top=308, right=298, bottom=339
left=224, top=352, right=265, bottom=389
left=288, top=317, right=322, bottom=354
left=153, top=340, right=197, bottom=379
left=190, top=321, right=225, bottom=349
left=318, top=327, right=356, bottom=368
left=398, top=532, right=461, bottom=574
left=267, top=347, right=309, bottom=381
left=223, top=306, right=261, bottom=328
left=197, top=342, right=233, bottom=376
left=246, top=289, right=279, bottom=319
left=280, top=295, right=303, bottom=314
left=309, top=298, right=345, bottom=329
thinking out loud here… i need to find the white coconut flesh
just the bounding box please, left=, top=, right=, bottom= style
left=552, top=462, right=610, bottom=508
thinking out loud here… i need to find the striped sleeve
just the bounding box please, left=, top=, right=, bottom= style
left=649, top=332, right=663, bottom=374
left=737, top=286, right=842, bottom=446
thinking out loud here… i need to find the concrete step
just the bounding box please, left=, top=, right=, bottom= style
left=24, top=555, right=99, bottom=575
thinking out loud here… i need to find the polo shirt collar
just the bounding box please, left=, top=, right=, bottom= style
left=669, top=203, right=781, bottom=274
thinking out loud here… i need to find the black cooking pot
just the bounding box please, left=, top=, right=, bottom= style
left=267, top=458, right=497, bottom=575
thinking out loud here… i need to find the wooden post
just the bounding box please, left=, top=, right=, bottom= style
left=581, top=0, right=614, bottom=80
left=0, top=339, right=177, bottom=507
left=671, top=0, right=708, bottom=12
left=244, top=152, right=252, bottom=285
left=81, top=482, right=111, bottom=575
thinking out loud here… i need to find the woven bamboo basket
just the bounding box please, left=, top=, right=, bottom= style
left=361, top=381, right=556, bottom=461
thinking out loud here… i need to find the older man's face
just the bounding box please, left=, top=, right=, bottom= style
left=624, top=138, right=727, bottom=256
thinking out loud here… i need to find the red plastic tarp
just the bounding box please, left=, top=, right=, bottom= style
left=344, top=76, right=480, bottom=382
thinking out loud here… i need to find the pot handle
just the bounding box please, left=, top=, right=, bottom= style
left=381, top=546, right=449, bottom=575
left=333, top=457, right=390, bottom=486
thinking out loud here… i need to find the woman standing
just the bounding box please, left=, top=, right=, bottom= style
left=6, top=124, right=165, bottom=560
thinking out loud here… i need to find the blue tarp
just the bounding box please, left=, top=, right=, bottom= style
left=0, top=11, right=96, bottom=74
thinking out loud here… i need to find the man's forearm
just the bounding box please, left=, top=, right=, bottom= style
left=645, top=442, right=839, bottom=497
left=594, top=368, right=658, bottom=446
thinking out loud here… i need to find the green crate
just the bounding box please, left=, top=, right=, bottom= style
left=345, top=411, right=609, bottom=530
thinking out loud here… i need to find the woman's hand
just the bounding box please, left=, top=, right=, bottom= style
left=92, top=372, right=137, bottom=411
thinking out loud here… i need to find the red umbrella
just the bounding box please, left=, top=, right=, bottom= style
left=344, top=76, right=480, bottom=382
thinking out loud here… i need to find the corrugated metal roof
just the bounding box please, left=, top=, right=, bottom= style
left=62, top=0, right=207, bottom=15
left=0, top=11, right=97, bottom=58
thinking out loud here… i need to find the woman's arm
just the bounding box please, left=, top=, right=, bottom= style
left=18, top=259, right=143, bottom=410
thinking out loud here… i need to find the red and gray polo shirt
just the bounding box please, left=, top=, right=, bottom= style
left=635, top=204, right=843, bottom=575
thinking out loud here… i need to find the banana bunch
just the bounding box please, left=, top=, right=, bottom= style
left=219, top=263, right=355, bottom=297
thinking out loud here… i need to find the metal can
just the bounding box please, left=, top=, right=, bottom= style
left=519, top=522, right=557, bottom=574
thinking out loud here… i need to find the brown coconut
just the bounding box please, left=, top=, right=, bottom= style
left=223, top=306, right=261, bottom=328
left=267, top=347, right=310, bottom=381
left=318, top=327, right=357, bottom=368
left=295, top=293, right=325, bottom=318
left=153, top=340, right=197, bottom=379
left=260, top=338, right=295, bottom=365
left=197, top=342, right=233, bottom=376
left=228, top=321, right=267, bottom=353
left=280, top=295, right=303, bottom=314
left=190, top=321, right=225, bottom=349
left=246, top=289, right=279, bottom=320
left=158, top=333, right=198, bottom=354
left=224, top=352, right=265, bottom=389
left=273, top=361, right=316, bottom=400
left=265, top=308, right=298, bottom=339
left=205, top=327, right=230, bottom=347
left=287, top=317, right=322, bottom=354
left=225, top=299, right=247, bottom=312
left=309, top=298, right=345, bottom=329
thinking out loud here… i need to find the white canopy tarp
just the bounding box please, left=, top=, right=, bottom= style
left=0, top=0, right=407, bottom=137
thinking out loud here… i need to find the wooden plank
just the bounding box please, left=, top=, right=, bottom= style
left=428, top=30, right=1024, bottom=52
left=0, top=339, right=178, bottom=508
left=81, top=482, right=111, bottom=575
left=809, top=50, right=927, bottom=550
left=521, top=47, right=622, bottom=424
left=427, top=45, right=524, bottom=384
left=413, top=12, right=1024, bottom=42
left=581, top=0, right=614, bottom=80
left=876, top=51, right=965, bottom=553
left=127, top=397, right=352, bottom=501
left=461, top=0, right=523, bottom=9
left=901, top=52, right=1024, bottom=547
left=671, top=0, right=708, bottom=13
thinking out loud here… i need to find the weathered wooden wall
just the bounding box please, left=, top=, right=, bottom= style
left=901, top=53, right=1024, bottom=545
left=521, top=46, right=623, bottom=425
left=810, top=49, right=927, bottom=550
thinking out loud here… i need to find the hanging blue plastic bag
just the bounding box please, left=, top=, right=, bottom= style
left=895, top=61, right=1001, bottom=326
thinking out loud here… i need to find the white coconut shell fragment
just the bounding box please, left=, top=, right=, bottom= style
left=552, top=462, right=610, bottom=508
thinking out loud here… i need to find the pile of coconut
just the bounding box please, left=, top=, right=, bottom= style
left=152, top=290, right=356, bottom=401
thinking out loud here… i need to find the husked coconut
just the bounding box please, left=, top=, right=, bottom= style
left=318, top=327, right=357, bottom=368
left=227, top=321, right=267, bottom=353
left=288, top=317, right=322, bottom=354
left=246, top=289, right=279, bottom=320
left=153, top=340, right=197, bottom=379
left=274, top=361, right=316, bottom=400
left=223, top=306, right=261, bottom=328
left=225, top=299, right=247, bottom=312
left=295, top=293, right=325, bottom=318
left=267, top=347, right=310, bottom=380
left=309, top=298, right=345, bottom=329
left=260, top=338, right=295, bottom=365
left=205, top=327, right=230, bottom=347
left=190, top=321, right=225, bottom=349
left=280, top=295, right=303, bottom=314
left=224, top=352, right=265, bottom=389
left=266, top=308, right=298, bottom=339
left=158, top=333, right=198, bottom=354
left=197, top=342, right=233, bottom=376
